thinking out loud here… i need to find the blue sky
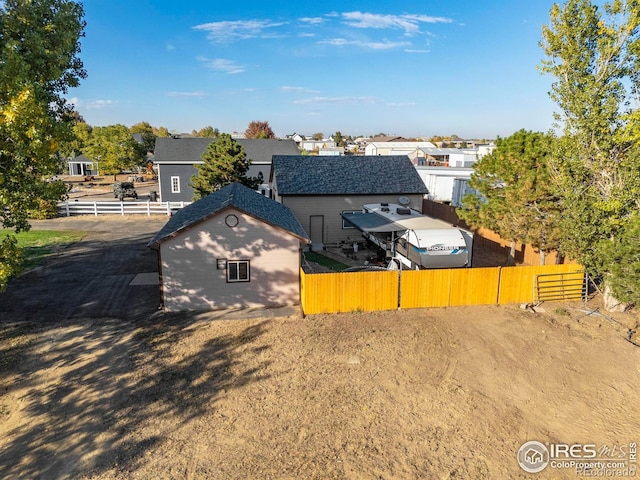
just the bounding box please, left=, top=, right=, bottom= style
left=68, top=1, right=559, bottom=139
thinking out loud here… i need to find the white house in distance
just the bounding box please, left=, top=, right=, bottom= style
left=67, top=154, right=97, bottom=176
left=148, top=182, right=310, bottom=312
left=300, top=138, right=336, bottom=152
left=364, top=141, right=436, bottom=157
left=415, top=148, right=479, bottom=167
left=412, top=145, right=495, bottom=204
left=415, top=166, right=474, bottom=204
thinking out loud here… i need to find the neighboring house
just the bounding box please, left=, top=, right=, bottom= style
left=154, top=137, right=300, bottom=202
left=415, top=147, right=479, bottom=167
left=67, top=155, right=97, bottom=176
left=364, top=141, right=436, bottom=157
left=300, top=139, right=336, bottom=152
left=285, top=133, right=304, bottom=144
left=414, top=166, right=474, bottom=203
left=270, top=155, right=428, bottom=248
left=318, top=146, right=344, bottom=156
left=148, top=182, right=310, bottom=312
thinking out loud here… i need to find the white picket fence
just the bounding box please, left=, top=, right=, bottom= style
left=58, top=200, right=191, bottom=217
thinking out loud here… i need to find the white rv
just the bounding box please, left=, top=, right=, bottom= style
left=342, top=203, right=473, bottom=269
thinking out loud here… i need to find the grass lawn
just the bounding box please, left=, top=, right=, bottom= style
left=0, top=230, right=86, bottom=269
left=303, top=251, right=349, bottom=271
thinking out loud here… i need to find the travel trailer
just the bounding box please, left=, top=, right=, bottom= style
left=342, top=203, right=473, bottom=269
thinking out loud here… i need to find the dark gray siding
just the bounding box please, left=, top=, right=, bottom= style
left=158, top=164, right=198, bottom=202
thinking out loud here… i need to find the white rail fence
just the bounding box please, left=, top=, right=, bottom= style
left=58, top=200, right=191, bottom=217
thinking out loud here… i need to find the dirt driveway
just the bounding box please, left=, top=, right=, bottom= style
left=1, top=216, right=639, bottom=479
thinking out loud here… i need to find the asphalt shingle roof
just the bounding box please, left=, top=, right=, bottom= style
left=272, top=155, right=429, bottom=195
left=153, top=137, right=300, bottom=164
left=148, top=182, right=309, bottom=248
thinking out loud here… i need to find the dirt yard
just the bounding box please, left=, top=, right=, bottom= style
left=1, top=299, right=638, bottom=479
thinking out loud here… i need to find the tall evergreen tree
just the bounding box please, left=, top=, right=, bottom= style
left=190, top=134, right=252, bottom=200
left=459, top=130, right=559, bottom=264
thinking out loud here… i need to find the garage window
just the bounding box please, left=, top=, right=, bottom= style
left=227, top=260, right=250, bottom=283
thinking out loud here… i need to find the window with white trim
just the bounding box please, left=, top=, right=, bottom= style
left=171, top=176, right=180, bottom=193
left=227, top=260, right=250, bottom=283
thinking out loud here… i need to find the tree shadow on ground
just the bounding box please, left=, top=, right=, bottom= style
left=0, top=315, right=272, bottom=478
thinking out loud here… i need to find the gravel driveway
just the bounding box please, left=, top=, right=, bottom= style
left=0, top=216, right=169, bottom=323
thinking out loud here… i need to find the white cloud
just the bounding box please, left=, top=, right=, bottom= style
left=166, top=44, right=176, bottom=52
left=293, top=95, right=381, bottom=105
left=197, top=57, right=246, bottom=74
left=300, top=17, right=324, bottom=25
left=166, top=91, right=207, bottom=98
left=292, top=95, right=415, bottom=107
left=319, top=38, right=410, bottom=50
left=67, top=97, right=114, bottom=110
left=341, top=12, right=452, bottom=35
left=193, top=19, right=287, bottom=43
left=280, top=86, right=321, bottom=94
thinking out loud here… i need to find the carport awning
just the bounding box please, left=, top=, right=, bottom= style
left=342, top=212, right=406, bottom=232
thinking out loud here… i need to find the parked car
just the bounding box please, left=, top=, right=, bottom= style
left=113, top=181, right=138, bottom=201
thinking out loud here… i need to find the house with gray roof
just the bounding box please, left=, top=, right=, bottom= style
left=270, top=155, right=428, bottom=248
left=154, top=137, right=300, bottom=202
left=67, top=154, right=97, bottom=176
left=148, top=182, right=309, bottom=312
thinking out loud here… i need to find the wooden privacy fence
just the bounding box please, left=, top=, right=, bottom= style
left=300, top=264, right=585, bottom=315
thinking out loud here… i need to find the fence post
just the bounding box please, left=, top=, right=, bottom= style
left=93, top=202, right=98, bottom=216
left=65, top=201, right=70, bottom=217
left=147, top=201, right=151, bottom=216
left=121, top=201, right=125, bottom=216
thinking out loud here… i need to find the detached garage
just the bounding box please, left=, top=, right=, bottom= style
left=148, top=182, right=309, bottom=312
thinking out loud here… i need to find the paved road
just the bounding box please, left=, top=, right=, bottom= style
left=0, top=216, right=169, bottom=323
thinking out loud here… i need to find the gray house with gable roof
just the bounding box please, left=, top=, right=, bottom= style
left=154, top=137, right=300, bottom=202
left=148, top=182, right=309, bottom=312
left=270, top=155, right=428, bottom=248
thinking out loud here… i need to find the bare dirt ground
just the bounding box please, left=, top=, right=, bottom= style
left=61, top=174, right=159, bottom=202
left=1, top=298, right=639, bottom=479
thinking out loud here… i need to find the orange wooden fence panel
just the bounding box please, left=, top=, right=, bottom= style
left=449, top=267, right=501, bottom=306
left=399, top=269, right=452, bottom=308
left=300, top=269, right=398, bottom=314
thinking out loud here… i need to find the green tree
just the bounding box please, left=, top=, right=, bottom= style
left=130, top=121, right=156, bottom=153
left=0, top=0, right=85, bottom=289
left=540, top=0, right=640, bottom=308
left=333, top=131, right=345, bottom=147
left=312, top=132, right=324, bottom=141
left=153, top=126, right=170, bottom=137
left=191, top=126, right=219, bottom=138
left=245, top=120, right=275, bottom=139
left=190, top=133, right=252, bottom=200
left=459, top=130, right=560, bottom=265
left=84, top=124, right=145, bottom=180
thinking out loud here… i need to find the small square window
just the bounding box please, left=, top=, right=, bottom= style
left=227, top=260, right=250, bottom=282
